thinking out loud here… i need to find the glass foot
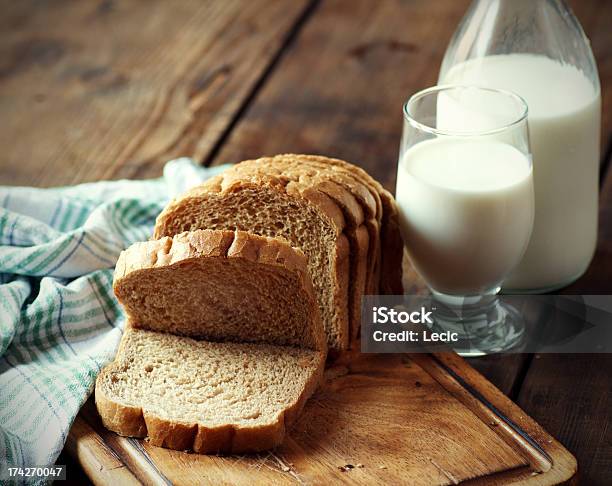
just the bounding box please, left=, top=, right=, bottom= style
left=430, top=290, right=525, bottom=357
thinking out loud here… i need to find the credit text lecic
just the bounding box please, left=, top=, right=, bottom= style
left=371, top=306, right=458, bottom=343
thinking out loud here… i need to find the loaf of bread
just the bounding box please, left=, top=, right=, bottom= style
left=222, top=155, right=376, bottom=340
left=302, top=155, right=404, bottom=297
left=96, top=229, right=326, bottom=453
left=154, top=154, right=404, bottom=346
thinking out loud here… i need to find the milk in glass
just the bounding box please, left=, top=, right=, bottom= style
left=396, top=138, right=534, bottom=295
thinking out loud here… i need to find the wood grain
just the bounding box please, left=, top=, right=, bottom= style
left=65, top=414, right=141, bottom=486
left=0, top=0, right=312, bottom=186
left=74, top=352, right=576, bottom=486
left=517, top=354, right=612, bottom=486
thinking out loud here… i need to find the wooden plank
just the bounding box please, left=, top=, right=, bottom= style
left=75, top=352, right=576, bottom=485
left=418, top=353, right=578, bottom=485
left=0, top=0, right=312, bottom=186
left=517, top=354, right=612, bottom=486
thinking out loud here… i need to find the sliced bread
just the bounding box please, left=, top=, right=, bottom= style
left=97, top=229, right=326, bottom=453
left=96, top=327, right=325, bottom=453
left=154, top=165, right=351, bottom=351
left=114, top=229, right=325, bottom=351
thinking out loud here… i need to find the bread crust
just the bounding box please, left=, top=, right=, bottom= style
left=378, top=189, right=405, bottom=295
left=118, top=229, right=308, bottom=279
left=95, top=328, right=326, bottom=454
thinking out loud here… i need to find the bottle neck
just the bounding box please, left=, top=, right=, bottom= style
left=441, top=0, right=599, bottom=88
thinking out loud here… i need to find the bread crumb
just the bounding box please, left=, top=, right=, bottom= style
left=325, top=365, right=349, bottom=381
left=379, top=465, right=387, bottom=470
left=356, top=463, right=364, bottom=468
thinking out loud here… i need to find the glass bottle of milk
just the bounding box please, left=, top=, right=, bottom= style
left=439, top=0, right=601, bottom=293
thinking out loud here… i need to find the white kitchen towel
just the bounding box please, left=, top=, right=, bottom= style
left=0, top=159, right=228, bottom=482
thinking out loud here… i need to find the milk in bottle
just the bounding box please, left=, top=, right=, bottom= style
left=442, top=54, right=601, bottom=290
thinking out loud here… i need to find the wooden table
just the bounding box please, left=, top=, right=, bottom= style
left=1, top=1, right=610, bottom=484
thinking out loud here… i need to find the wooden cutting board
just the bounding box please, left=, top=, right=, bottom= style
left=66, top=351, right=576, bottom=485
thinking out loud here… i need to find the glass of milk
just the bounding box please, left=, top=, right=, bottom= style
left=397, top=85, right=534, bottom=356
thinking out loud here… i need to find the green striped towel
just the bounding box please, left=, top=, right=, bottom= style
left=0, top=159, right=227, bottom=482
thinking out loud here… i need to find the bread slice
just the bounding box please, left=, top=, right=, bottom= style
left=223, top=156, right=371, bottom=346
left=114, top=229, right=325, bottom=351
left=97, top=229, right=326, bottom=453
left=154, top=166, right=351, bottom=351
left=96, top=327, right=325, bottom=453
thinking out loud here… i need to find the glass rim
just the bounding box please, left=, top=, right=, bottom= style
left=403, top=84, right=529, bottom=137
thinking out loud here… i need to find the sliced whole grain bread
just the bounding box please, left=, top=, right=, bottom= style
left=228, top=155, right=403, bottom=341
left=97, top=229, right=326, bottom=453
left=114, top=229, right=326, bottom=351
left=96, top=327, right=325, bottom=453
left=154, top=166, right=351, bottom=351
left=297, top=156, right=384, bottom=296
left=253, top=155, right=384, bottom=299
